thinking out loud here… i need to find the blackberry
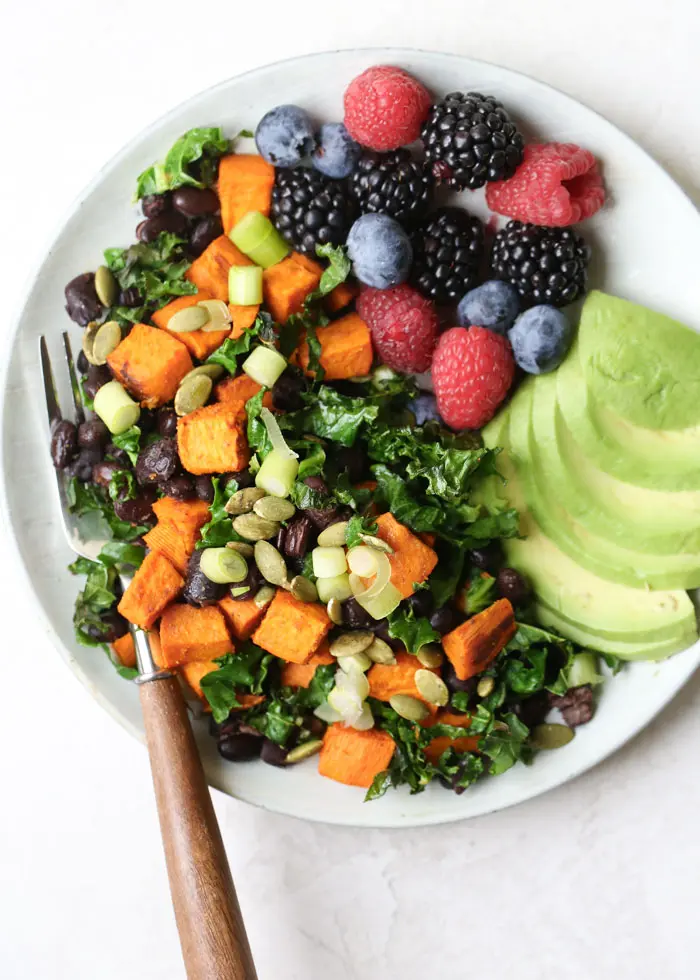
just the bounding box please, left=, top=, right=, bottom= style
left=270, top=168, right=356, bottom=255
left=411, top=207, right=485, bottom=304
left=490, top=221, right=590, bottom=308
left=349, top=149, right=433, bottom=226
left=421, top=92, right=524, bottom=191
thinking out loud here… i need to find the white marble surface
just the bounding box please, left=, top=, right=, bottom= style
left=1, top=2, right=699, bottom=977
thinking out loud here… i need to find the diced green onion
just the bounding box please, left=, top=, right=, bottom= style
left=356, top=581, right=402, bottom=620
left=229, top=211, right=290, bottom=268
left=335, top=663, right=370, bottom=701
left=242, top=345, right=287, bottom=388
left=566, top=652, right=604, bottom=688
left=228, top=265, right=263, bottom=306
left=255, top=448, right=299, bottom=498
left=261, top=407, right=297, bottom=459
left=316, top=573, right=353, bottom=604
left=314, top=700, right=342, bottom=724
left=200, top=547, right=248, bottom=584
left=350, top=703, right=375, bottom=731
left=349, top=552, right=391, bottom=602
left=347, top=546, right=378, bottom=577
left=338, top=652, right=372, bottom=673
left=93, top=380, right=141, bottom=435
left=312, top=546, right=348, bottom=579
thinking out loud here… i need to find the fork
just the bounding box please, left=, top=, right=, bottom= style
left=40, top=333, right=258, bottom=980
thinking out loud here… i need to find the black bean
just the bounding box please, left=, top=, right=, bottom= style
left=496, top=567, right=530, bottom=604
left=83, top=364, right=112, bottom=401
left=135, top=438, right=179, bottom=485
left=509, top=691, right=550, bottom=729
left=303, top=715, right=325, bottom=738
left=371, top=620, right=403, bottom=650
left=76, top=350, right=89, bottom=374
left=304, top=475, right=327, bottom=493
left=172, top=187, right=220, bottom=217
left=408, top=591, right=433, bottom=618
left=194, top=475, right=215, bottom=502
left=137, top=211, right=187, bottom=243
left=161, top=475, right=195, bottom=500
left=275, top=527, right=287, bottom=552
left=113, top=493, right=156, bottom=525
left=226, top=469, right=254, bottom=490
left=119, top=287, right=142, bottom=308
left=444, top=661, right=478, bottom=697
left=282, top=516, right=313, bottom=559
left=92, top=460, right=122, bottom=488
left=50, top=420, right=78, bottom=469
left=189, top=214, right=223, bottom=256
left=260, top=740, right=288, bottom=767
left=138, top=408, right=158, bottom=435
left=182, top=550, right=225, bottom=606
left=217, top=732, right=263, bottom=762
left=65, top=273, right=102, bottom=326
left=77, top=420, right=109, bottom=450
left=550, top=685, right=594, bottom=728
left=105, top=443, right=130, bottom=466
left=335, top=445, right=367, bottom=484
left=342, top=598, right=373, bottom=630
left=141, top=192, right=172, bottom=218
left=271, top=370, right=305, bottom=412
left=430, top=605, right=459, bottom=635
left=66, top=448, right=102, bottom=482
left=85, top=608, right=129, bottom=644
left=468, top=542, right=503, bottom=575
left=157, top=407, right=178, bottom=438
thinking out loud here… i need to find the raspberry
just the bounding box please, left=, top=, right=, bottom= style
left=432, top=326, right=514, bottom=429
left=344, top=66, right=432, bottom=152
left=486, top=143, right=605, bottom=226
left=361, top=284, right=438, bottom=373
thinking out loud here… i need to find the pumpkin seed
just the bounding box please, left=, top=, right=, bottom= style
left=254, top=541, right=288, bottom=586
left=416, top=644, right=444, bottom=669
left=174, top=374, right=212, bottom=416
left=91, top=320, right=122, bottom=365
left=476, top=676, right=495, bottom=698
left=197, top=299, right=232, bottom=332
left=225, top=541, right=254, bottom=558
left=317, top=521, right=349, bottom=547
left=414, top=669, right=449, bottom=707
left=327, top=597, right=343, bottom=625
left=329, top=630, right=375, bottom=658
left=360, top=534, right=394, bottom=555
left=232, top=512, right=280, bottom=541
left=338, top=652, right=372, bottom=673
left=225, top=487, right=266, bottom=515
left=302, top=434, right=326, bottom=445
left=290, top=575, right=318, bottom=603
left=253, top=585, right=276, bottom=609
left=389, top=694, right=430, bottom=723
left=167, top=305, right=211, bottom=333
left=81, top=321, right=100, bottom=365
left=230, top=586, right=250, bottom=598
left=285, top=739, right=323, bottom=764
left=365, top=637, right=396, bottom=665
left=179, top=364, right=225, bottom=386
left=253, top=496, right=296, bottom=522
left=94, top=265, right=118, bottom=307
left=530, top=724, right=575, bottom=750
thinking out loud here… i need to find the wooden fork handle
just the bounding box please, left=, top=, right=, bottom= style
left=139, top=675, right=258, bottom=980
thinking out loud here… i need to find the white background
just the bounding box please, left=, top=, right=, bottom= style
left=1, top=2, right=699, bottom=977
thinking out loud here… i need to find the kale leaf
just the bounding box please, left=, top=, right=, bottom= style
left=135, top=127, right=229, bottom=199
left=200, top=643, right=273, bottom=723
left=110, top=425, right=142, bottom=465
left=300, top=387, right=379, bottom=446
left=66, top=478, right=147, bottom=542
left=206, top=313, right=277, bottom=375
left=104, top=232, right=195, bottom=324
left=197, top=475, right=244, bottom=548
left=387, top=607, right=440, bottom=653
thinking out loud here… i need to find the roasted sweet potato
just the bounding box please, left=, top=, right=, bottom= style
left=374, top=513, right=438, bottom=598
left=118, top=551, right=184, bottom=628
left=181, top=660, right=218, bottom=701
left=368, top=651, right=439, bottom=710
left=280, top=642, right=334, bottom=687
left=151, top=291, right=229, bottom=360
left=231, top=693, right=266, bottom=711
left=442, top=598, right=516, bottom=681
left=318, top=724, right=396, bottom=788
left=218, top=595, right=268, bottom=642
left=112, top=632, right=137, bottom=669
left=218, top=154, right=275, bottom=234
left=177, top=402, right=249, bottom=475
left=263, top=253, right=322, bottom=324
left=215, top=374, right=273, bottom=412
left=229, top=304, right=261, bottom=338
left=421, top=711, right=481, bottom=763
left=296, top=313, right=373, bottom=380
left=325, top=281, right=359, bottom=314
left=143, top=499, right=211, bottom=574
left=159, top=604, right=233, bottom=667
left=107, top=322, right=193, bottom=409
left=252, top=589, right=331, bottom=664
left=185, top=235, right=252, bottom=301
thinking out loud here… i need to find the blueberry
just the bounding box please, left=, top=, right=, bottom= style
left=411, top=392, right=441, bottom=425
left=312, top=123, right=361, bottom=179
left=457, top=280, right=520, bottom=335
left=255, top=105, right=315, bottom=167
left=508, top=305, right=572, bottom=374
left=346, top=214, right=412, bottom=289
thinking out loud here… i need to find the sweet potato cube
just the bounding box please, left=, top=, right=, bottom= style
left=296, top=313, right=373, bottom=380
left=218, top=154, right=275, bottom=234
left=144, top=499, right=211, bottom=574
left=112, top=632, right=137, bottom=669
left=252, top=590, right=331, bottom=664
left=118, top=551, right=184, bottom=628
left=280, top=642, right=334, bottom=687
left=159, top=604, right=233, bottom=668
left=177, top=402, right=249, bottom=475
left=263, top=253, right=322, bottom=324
left=215, top=374, right=273, bottom=412
left=325, top=281, right=359, bottom=314
left=374, top=513, right=438, bottom=598
left=229, top=304, right=260, bottom=338
left=318, top=725, right=396, bottom=788
left=420, top=711, right=481, bottom=763
left=218, top=595, right=268, bottom=642
left=185, top=235, right=252, bottom=301
left=151, top=290, right=228, bottom=361
left=367, top=651, right=439, bottom=711
left=181, top=660, right=219, bottom=701
left=442, top=598, right=516, bottom=681
left=107, top=322, right=193, bottom=409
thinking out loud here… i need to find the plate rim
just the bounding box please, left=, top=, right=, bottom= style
left=2, top=46, right=699, bottom=827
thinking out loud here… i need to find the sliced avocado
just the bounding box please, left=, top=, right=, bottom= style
left=535, top=603, right=697, bottom=660
left=507, top=385, right=700, bottom=590
left=530, top=371, right=700, bottom=554
left=482, top=408, right=698, bottom=643
left=556, top=342, right=700, bottom=491
left=578, top=291, right=700, bottom=431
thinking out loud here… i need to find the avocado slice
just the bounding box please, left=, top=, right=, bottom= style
left=556, top=341, right=700, bottom=491
left=578, top=291, right=700, bottom=431
left=481, top=410, right=697, bottom=646
left=530, top=371, right=700, bottom=554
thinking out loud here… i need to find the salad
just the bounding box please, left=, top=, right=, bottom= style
left=49, top=64, right=699, bottom=800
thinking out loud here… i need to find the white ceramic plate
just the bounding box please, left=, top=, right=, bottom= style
left=2, top=49, right=699, bottom=827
